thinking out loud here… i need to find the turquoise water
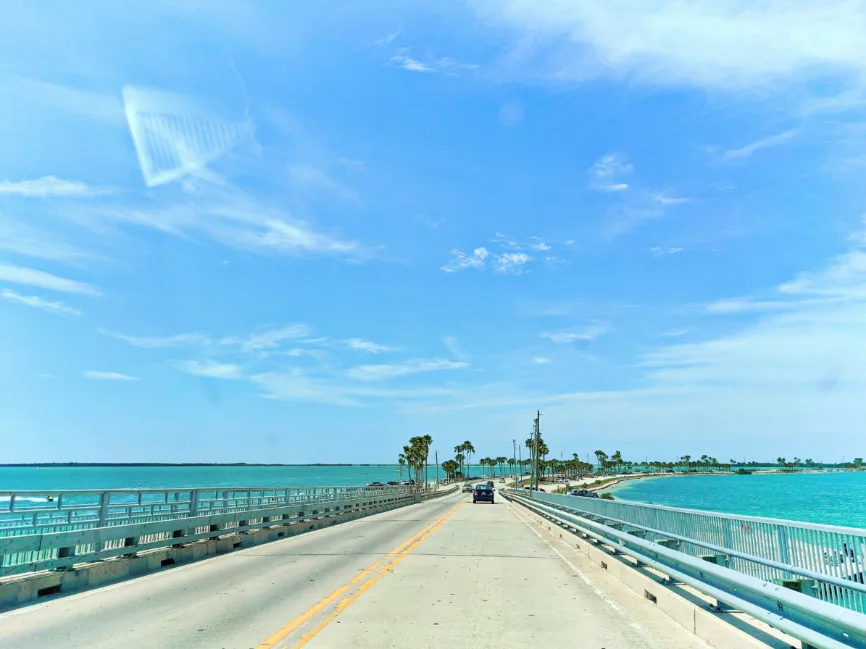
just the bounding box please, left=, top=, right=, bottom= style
left=0, top=465, right=464, bottom=492
left=611, top=472, right=866, bottom=528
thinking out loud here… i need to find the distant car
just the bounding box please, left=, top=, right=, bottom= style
left=400, top=480, right=412, bottom=486
left=486, top=480, right=495, bottom=490
left=367, top=481, right=384, bottom=487
left=473, top=484, right=494, bottom=504
left=462, top=483, right=474, bottom=493
left=569, top=489, right=589, bottom=497
left=387, top=481, right=399, bottom=486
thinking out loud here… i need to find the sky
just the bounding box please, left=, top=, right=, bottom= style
left=2, top=1, right=866, bottom=464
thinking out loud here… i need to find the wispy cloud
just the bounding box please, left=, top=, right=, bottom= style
left=0, top=176, right=108, bottom=198
left=289, top=165, right=358, bottom=201
left=69, top=189, right=365, bottom=260
left=533, top=356, right=551, bottom=364
left=1, top=289, right=83, bottom=316
left=102, top=330, right=211, bottom=348
left=723, top=130, right=797, bottom=160
left=343, top=338, right=398, bottom=354
left=0, top=263, right=101, bottom=296
left=650, top=246, right=684, bottom=257
left=375, top=29, right=402, bottom=47
left=541, top=324, right=607, bottom=344
left=390, top=52, right=478, bottom=74
left=442, top=247, right=489, bottom=272
left=83, top=371, right=139, bottom=381
left=345, top=358, right=468, bottom=381
left=589, top=153, right=632, bottom=192
left=0, top=217, right=95, bottom=262
left=220, top=324, right=313, bottom=353
left=491, top=252, right=531, bottom=274
left=470, top=2, right=866, bottom=103
left=443, top=335, right=469, bottom=361
left=11, top=77, right=125, bottom=124
left=653, top=193, right=692, bottom=206
left=177, top=360, right=243, bottom=380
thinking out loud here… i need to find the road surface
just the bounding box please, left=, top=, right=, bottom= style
left=0, top=491, right=710, bottom=649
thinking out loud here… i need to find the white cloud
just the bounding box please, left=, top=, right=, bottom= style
left=83, top=371, right=139, bottom=381
left=492, top=252, right=531, bottom=274
left=653, top=194, right=692, bottom=206
left=376, top=29, right=402, bottom=47
left=442, top=247, right=489, bottom=272
left=177, top=360, right=243, bottom=380
left=11, top=77, right=125, bottom=124
left=220, top=324, right=312, bottom=353
left=70, top=190, right=364, bottom=260
left=0, top=217, right=95, bottom=262
left=251, top=370, right=455, bottom=407
left=443, top=335, right=469, bottom=361
left=102, top=330, right=211, bottom=348
left=345, top=358, right=468, bottom=381
left=705, top=298, right=801, bottom=314
left=390, top=53, right=478, bottom=74
left=290, top=165, right=358, bottom=201
left=650, top=246, right=685, bottom=257
left=470, top=1, right=866, bottom=97
left=343, top=338, right=398, bottom=354
left=1, top=289, right=83, bottom=316
left=533, top=356, right=551, bottom=364
left=541, top=324, right=607, bottom=344
left=0, top=176, right=107, bottom=198
left=724, top=130, right=797, bottom=160
left=0, top=264, right=101, bottom=296
left=589, top=153, right=632, bottom=192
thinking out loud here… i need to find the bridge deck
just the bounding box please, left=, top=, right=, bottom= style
left=0, top=490, right=710, bottom=649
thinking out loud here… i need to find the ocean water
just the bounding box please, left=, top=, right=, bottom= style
left=0, top=465, right=462, bottom=492
left=611, top=472, right=866, bottom=528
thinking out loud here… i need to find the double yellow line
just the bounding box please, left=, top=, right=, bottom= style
left=255, top=500, right=464, bottom=649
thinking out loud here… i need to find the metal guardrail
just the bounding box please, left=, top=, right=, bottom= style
left=0, top=485, right=415, bottom=577
left=507, top=490, right=866, bottom=649
left=523, top=490, right=866, bottom=612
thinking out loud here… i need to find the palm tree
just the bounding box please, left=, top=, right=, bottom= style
left=454, top=444, right=464, bottom=476
left=462, top=440, right=475, bottom=478
left=496, top=456, right=507, bottom=476
left=398, top=453, right=406, bottom=480
left=681, top=455, right=691, bottom=473
left=594, top=450, right=608, bottom=475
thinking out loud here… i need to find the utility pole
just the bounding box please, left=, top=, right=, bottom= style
left=529, top=410, right=541, bottom=496
left=512, top=439, right=517, bottom=488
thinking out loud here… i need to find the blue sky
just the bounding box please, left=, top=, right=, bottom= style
left=2, top=1, right=866, bottom=464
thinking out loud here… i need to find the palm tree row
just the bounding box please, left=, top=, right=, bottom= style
left=398, top=435, right=432, bottom=486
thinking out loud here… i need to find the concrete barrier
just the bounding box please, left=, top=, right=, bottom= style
left=0, top=495, right=417, bottom=611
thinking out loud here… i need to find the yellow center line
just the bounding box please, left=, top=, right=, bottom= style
left=291, top=502, right=465, bottom=648
left=255, top=500, right=464, bottom=649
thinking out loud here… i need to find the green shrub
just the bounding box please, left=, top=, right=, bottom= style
left=600, top=492, right=614, bottom=500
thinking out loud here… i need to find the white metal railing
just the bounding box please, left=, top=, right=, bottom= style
left=507, top=490, right=866, bottom=649
left=527, top=490, right=866, bottom=613
left=0, top=485, right=415, bottom=577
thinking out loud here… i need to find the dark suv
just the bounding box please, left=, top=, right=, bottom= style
left=473, top=484, right=494, bottom=504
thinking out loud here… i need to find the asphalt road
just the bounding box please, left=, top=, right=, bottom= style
left=0, top=491, right=710, bottom=649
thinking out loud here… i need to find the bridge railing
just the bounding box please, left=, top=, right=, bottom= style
left=524, top=490, right=866, bottom=613
left=507, top=490, right=866, bottom=649
left=0, top=485, right=415, bottom=577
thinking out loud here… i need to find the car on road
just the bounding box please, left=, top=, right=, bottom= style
left=569, top=489, right=599, bottom=498
left=462, top=483, right=474, bottom=493
left=486, top=480, right=495, bottom=490
left=473, top=484, right=494, bottom=504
